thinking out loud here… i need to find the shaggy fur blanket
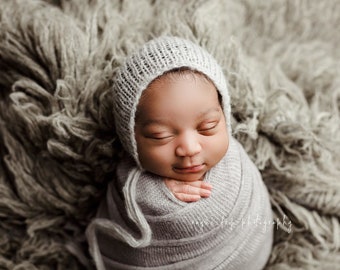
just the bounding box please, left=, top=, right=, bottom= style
left=0, top=0, right=339, bottom=269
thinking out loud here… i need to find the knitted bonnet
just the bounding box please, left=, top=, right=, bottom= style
left=113, top=36, right=231, bottom=167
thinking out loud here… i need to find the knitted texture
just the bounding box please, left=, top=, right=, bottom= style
left=89, top=138, right=273, bottom=269
left=112, top=36, right=231, bottom=167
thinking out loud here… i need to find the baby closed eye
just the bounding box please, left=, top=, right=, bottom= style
left=146, top=132, right=174, bottom=141
left=198, top=121, right=219, bottom=135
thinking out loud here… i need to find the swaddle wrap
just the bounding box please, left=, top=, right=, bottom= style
left=89, top=137, right=273, bottom=269
left=86, top=36, right=273, bottom=269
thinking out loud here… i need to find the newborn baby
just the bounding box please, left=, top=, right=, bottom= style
left=86, top=36, right=273, bottom=270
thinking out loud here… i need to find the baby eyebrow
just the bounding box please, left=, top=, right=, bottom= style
left=198, top=107, right=221, bottom=117
left=140, top=119, right=169, bottom=127
left=140, top=108, right=221, bottom=127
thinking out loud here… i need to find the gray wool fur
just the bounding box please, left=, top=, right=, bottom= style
left=1, top=1, right=340, bottom=269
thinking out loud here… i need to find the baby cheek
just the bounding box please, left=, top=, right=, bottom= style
left=209, top=133, right=229, bottom=165
left=140, top=145, right=172, bottom=170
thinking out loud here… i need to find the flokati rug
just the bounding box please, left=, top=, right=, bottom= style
left=0, top=0, right=339, bottom=269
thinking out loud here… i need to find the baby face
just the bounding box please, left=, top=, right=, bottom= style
left=135, top=72, right=229, bottom=182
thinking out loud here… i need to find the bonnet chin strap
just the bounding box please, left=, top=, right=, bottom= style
left=86, top=167, right=152, bottom=270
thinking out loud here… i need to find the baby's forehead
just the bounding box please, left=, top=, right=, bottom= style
left=138, top=69, right=221, bottom=106
left=136, top=70, right=222, bottom=122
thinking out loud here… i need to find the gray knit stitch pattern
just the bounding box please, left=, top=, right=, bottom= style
left=94, top=137, right=273, bottom=269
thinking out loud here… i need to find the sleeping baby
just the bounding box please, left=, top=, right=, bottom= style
left=86, top=36, right=273, bottom=270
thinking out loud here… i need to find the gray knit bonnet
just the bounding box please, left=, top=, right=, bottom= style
left=113, top=36, right=231, bottom=167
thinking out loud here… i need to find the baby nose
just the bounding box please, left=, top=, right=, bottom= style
left=175, top=132, right=202, bottom=157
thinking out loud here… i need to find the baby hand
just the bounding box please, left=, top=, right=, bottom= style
left=164, top=179, right=212, bottom=202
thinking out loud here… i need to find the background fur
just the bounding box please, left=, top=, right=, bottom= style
left=0, top=0, right=339, bottom=269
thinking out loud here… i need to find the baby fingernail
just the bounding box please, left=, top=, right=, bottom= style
left=204, top=183, right=212, bottom=189
left=203, top=190, right=211, bottom=196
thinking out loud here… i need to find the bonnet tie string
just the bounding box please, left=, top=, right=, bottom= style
left=86, top=167, right=152, bottom=270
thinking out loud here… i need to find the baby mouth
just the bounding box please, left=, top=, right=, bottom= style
left=173, top=164, right=206, bottom=174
